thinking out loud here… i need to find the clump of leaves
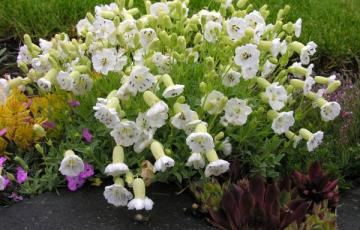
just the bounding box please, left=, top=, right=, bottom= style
left=292, top=162, right=339, bottom=210
left=285, top=201, right=336, bottom=230
left=208, top=176, right=311, bottom=230
left=190, top=180, right=226, bottom=213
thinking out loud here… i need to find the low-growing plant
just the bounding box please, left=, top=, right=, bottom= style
left=0, top=0, right=345, bottom=212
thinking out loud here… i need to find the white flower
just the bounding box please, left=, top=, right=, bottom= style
left=152, top=52, right=172, bottom=74
left=171, top=104, right=198, bottom=130
left=71, top=74, right=93, bottom=95
left=226, top=17, right=247, bottom=41
left=201, top=90, right=225, bottom=115
left=223, top=98, right=252, bottom=126
left=140, top=28, right=158, bottom=48
left=303, top=76, right=315, bottom=94
left=116, top=82, right=136, bottom=100
left=300, top=41, right=317, bottom=65
left=95, top=3, right=119, bottom=16
left=186, top=153, right=205, bottom=169
left=307, top=131, right=324, bottom=152
left=294, top=18, right=302, bottom=38
left=76, top=18, right=92, bottom=36
left=104, top=163, right=129, bottom=176
left=0, top=79, right=9, bottom=105
left=119, top=19, right=139, bottom=48
left=234, top=44, right=260, bottom=67
left=59, top=151, right=84, bottom=177
left=320, top=102, right=341, bottom=122
left=154, top=155, right=175, bottom=172
left=271, top=38, right=281, bottom=57
left=39, top=39, right=53, bottom=53
left=265, top=83, right=288, bottom=111
left=204, top=21, right=222, bottom=43
left=31, top=55, right=51, bottom=73
left=92, top=48, right=117, bottom=75
left=280, top=40, right=288, bottom=55
left=222, top=70, right=241, bottom=87
left=128, top=197, right=154, bottom=210
left=57, top=71, right=73, bottom=91
left=242, top=64, right=259, bottom=80
left=261, top=60, right=277, bottom=77
left=37, top=78, right=52, bottom=91
left=136, top=112, right=155, bottom=134
left=198, top=10, right=222, bottom=23
left=146, top=101, right=169, bottom=128
left=110, top=121, right=141, bottom=147
left=134, top=131, right=154, bottom=153
left=186, top=132, right=214, bottom=153
left=150, top=2, right=169, bottom=18
left=128, top=66, right=155, bottom=93
left=221, top=138, right=232, bottom=156
left=93, top=99, right=120, bottom=128
left=205, top=159, right=230, bottom=177
left=91, top=17, right=116, bottom=41
left=133, top=48, right=146, bottom=65
left=113, top=49, right=128, bottom=72
left=17, top=45, right=32, bottom=65
left=271, top=111, right=295, bottom=134
left=163, top=84, right=184, bottom=98
left=184, top=120, right=204, bottom=135
left=244, top=10, right=266, bottom=35
left=104, top=184, right=133, bottom=207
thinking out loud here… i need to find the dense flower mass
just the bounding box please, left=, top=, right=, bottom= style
left=9, top=0, right=343, bottom=210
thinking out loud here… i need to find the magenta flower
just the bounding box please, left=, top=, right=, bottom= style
left=16, top=166, right=28, bottom=184
left=3, top=176, right=10, bottom=188
left=0, top=128, right=7, bottom=137
left=66, top=176, right=86, bottom=192
left=0, top=156, right=7, bottom=167
left=65, top=162, right=94, bottom=191
left=68, top=100, right=80, bottom=107
left=82, top=128, right=93, bottom=143
left=79, top=163, right=94, bottom=178
left=42, top=121, right=56, bottom=130
left=9, top=192, right=23, bottom=202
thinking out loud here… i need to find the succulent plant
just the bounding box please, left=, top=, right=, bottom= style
left=208, top=176, right=311, bottom=230
left=292, top=162, right=339, bottom=210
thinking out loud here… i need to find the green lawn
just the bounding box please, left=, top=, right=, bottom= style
left=0, top=0, right=359, bottom=58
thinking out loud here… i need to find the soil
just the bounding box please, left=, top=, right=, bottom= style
left=0, top=183, right=213, bottom=230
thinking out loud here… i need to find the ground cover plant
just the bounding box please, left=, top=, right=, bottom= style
left=0, top=0, right=358, bottom=228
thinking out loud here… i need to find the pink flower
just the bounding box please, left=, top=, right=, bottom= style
left=42, top=121, right=56, bottom=130
left=66, top=176, right=86, bottom=192
left=65, top=162, right=94, bottom=191
left=9, top=192, right=23, bottom=202
left=16, top=166, right=28, bottom=184
left=3, top=176, right=10, bottom=188
left=82, top=128, right=93, bottom=143
left=79, top=163, right=94, bottom=178
left=68, top=100, right=80, bottom=107
left=0, top=128, right=7, bottom=137
left=0, top=156, right=7, bottom=167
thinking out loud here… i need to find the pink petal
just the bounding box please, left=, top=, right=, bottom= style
left=16, top=166, right=28, bottom=184
left=82, top=128, right=93, bottom=143
left=0, top=128, right=7, bottom=137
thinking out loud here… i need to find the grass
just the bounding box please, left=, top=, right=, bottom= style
left=0, top=0, right=359, bottom=58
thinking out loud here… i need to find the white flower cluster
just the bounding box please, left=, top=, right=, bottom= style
left=13, top=0, right=344, bottom=210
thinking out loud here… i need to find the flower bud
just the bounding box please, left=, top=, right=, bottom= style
left=143, top=91, right=161, bottom=106
left=35, top=143, right=44, bottom=155
left=133, top=178, right=146, bottom=199
left=150, top=140, right=165, bottom=160
left=327, top=80, right=341, bottom=93
left=236, top=0, right=248, bottom=9
left=33, top=124, right=46, bottom=138
left=205, top=149, right=219, bottom=162
left=255, top=77, right=271, bottom=89
left=199, top=82, right=207, bottom=94
left=194, top=33, right=203, bottom=44
left=86, top=12, right=95, bottom=23
left=18, top=62, right=29, bottom=73
left=205, top=57, right=215, bottom=70
left=177, top=36, right=186, bottom=50
left=214, top=132, right=225, bottom=142
left=113, top=145, right=125, bottom=163
left=14, top=156, right=29, bottom=171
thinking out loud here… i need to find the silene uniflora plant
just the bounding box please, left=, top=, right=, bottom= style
left=6, top=0, right=342, bottom=210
